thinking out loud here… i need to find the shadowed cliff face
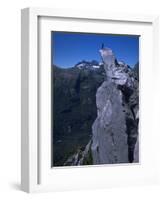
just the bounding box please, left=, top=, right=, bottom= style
left=52, top=63, right=105, bottom=166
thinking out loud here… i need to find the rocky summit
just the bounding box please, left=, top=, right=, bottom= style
left=52, top=48, right=139, bottom=166
left=91, top=47, right=139, bottom=164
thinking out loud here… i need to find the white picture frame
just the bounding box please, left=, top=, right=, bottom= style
left=21, top=7, right=159, bottom=193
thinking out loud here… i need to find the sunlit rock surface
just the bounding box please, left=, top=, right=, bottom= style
left=91, top=47, right=139, bottom=164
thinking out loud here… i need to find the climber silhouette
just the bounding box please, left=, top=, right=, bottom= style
left=101, top=43, right=104, bottom=49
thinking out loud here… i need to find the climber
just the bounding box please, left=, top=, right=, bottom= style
left=101, top=43, right=104, bottom=49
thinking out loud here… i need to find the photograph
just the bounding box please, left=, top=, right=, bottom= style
left=52, top=31, right=139, bottom=167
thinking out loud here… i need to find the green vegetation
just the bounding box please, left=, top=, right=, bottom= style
left=83, top=147, right=93, bottom=165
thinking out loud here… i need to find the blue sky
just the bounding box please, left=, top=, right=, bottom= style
left=52, top=32, right=139, bottom=68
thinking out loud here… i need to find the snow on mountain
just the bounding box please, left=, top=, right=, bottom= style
left=92, top=65, right=100, bottom=69
left=74, top=60, right=102, bottom=70
left=118, top=61, right=125, bottom=65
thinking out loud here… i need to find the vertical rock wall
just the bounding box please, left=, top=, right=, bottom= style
left=91, top=47, right=139, bottom=164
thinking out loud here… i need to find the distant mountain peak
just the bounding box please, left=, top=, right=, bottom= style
left=74, top=60, right=103, bottom=70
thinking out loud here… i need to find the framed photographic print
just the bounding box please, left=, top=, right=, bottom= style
left=21, top=8, right=159, bottom=193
